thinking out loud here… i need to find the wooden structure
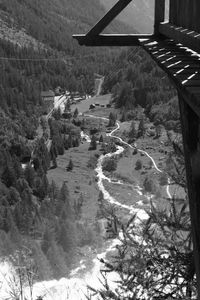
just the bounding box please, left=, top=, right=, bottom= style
left=73, top=0, right=200, bottom=297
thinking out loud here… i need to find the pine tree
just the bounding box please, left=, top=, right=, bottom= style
left=89, top=135, right=97, bottom=150
left=24, top=164, right=35, bottom=188
left=120, top=111, right=126, bottom=122
left=56, top=182, right=74, bottom=221
left=129, top=121, right=137, bottom=139
left=108, top=112, right=116, bottom=127
left=63, top=134, right=69, bottom=150
left=49, top=180, right=59, bottom=203
left=64, top=99, right=71, bottom=112
left=68, top=133, right=73, bottom=148
left=66, top=158, right=73, bottom=171
left=73, top=108, right=79, bottom=118
left=74, top=193, right=84, bottom=219
left=53, top=107, right=62, bottom=120
left=2, top=162, right=17, bottom=187
left=137, top=117, right=145, bottom=138
left=135, top=159, right=142, bottom=170
left=99, top=134, right=103, bottom=143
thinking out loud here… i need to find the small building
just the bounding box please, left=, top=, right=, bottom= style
left=89, top=104, right=95, bottom=110
left=41, top=90, right=55, bottom=114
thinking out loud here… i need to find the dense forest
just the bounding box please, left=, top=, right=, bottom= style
left=103, top=47, right=180, bottom=132
left=0, top=0, right=134, bottom=279
left=0, top=0, right=183, bottom=286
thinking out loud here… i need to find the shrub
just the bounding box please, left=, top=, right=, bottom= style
left=102, top=157, right=117, bottom=172
left=135, top=159, right=142, bottom=170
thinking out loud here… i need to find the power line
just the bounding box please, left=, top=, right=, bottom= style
left=0, top=56, right=67, bottom=62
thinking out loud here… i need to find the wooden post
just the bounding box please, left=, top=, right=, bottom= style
left=86, top=0, right=132, bottom=37
left=154, top=0, right=165, bottom=35
left=178, top=93, right=200, bottom=298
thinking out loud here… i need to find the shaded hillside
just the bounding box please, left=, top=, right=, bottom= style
left=0, top=0, right=135, bottom=113
left=0, top=0, right=134, bottom=51
left=0, top=0, right=136, bottom=279
left=102, top=47, right=180, bottom=132
left=100, top=0, right=157, bottom=33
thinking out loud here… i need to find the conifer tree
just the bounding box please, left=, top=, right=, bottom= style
left=56, top=182, right=73, bottom=220
left=89, top=135, right=97, bottom=150
left=66, top=158, right=73, bottom=171
left=74, top=193, right=84, bottom=220
left=120, top=111, right=126, bottom=122
left=2, top=163, right=17, bottom=188
left=137, top=117, right=145, bottom=138
left=65, top=99, right=71, bottom=112
left=108, top=112, right=117, bottom=127
left=24, top=164, right=35, bottom=188
left=99, top=134, right=103, bottom=143
left=73, top=108, right=79, bottom=118
left=129, top=121, right=137, bottom=139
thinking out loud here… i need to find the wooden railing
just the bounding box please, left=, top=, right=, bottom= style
left=156, top=0, right=200, bottom=53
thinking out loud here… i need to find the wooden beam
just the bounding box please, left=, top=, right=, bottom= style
left=73, top=34, right=153, bottom=46
left=154, top=0, right=165, bottom=35
left=159, top=22, right=200, bottom=53
left=178, top=93, right=200, bottom=297
left=86, top=0, right=133, bottom=37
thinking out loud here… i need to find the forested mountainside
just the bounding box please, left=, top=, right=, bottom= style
left=0, top=0, right=180, bottom=286
left=0, top=0, right=134, bottom=113
left=0, top=0, right=135, bottom=279
left=99, top=0, right=154, bottom=33
left=102, top=47, right=180, bottom=132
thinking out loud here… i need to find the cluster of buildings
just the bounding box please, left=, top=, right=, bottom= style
left=41, top=87, right=88, bottom=114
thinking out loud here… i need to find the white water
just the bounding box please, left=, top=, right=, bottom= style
left=0, top=116, right=172, bottom=300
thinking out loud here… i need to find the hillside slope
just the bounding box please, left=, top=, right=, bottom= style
left=0, top=0, right=137, bottom=281
left=99, top=0, right=154, bottom=33
left=0, top=0, right=134, bottom=50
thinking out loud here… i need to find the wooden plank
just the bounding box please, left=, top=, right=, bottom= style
left=154, top=0, right=165, bottom=35
left=86, top=0, right=133, bottom=37
left=73, top=34, right=153, bottom=46
left=141, top=38, right=200, bottom=117
left=178, top=94, right=200, bottom=297
left=159, top=57, right=200, bottom=65
left=175, top=73, right=200, bottom=81
left=159, top=22, right=200, bottom=53
left=165, top=62, right=198, bottom=69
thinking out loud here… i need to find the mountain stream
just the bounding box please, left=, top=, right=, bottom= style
left=0, top=116, right=171, bottom=300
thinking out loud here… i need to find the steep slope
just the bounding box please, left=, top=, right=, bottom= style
left=0, top=0, right=135, bottom=113
left=99, top=0, right=154, bottom=33
left=0, top=0, right=134, bottom=50
left=0, top=0, right=137, bottom=282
